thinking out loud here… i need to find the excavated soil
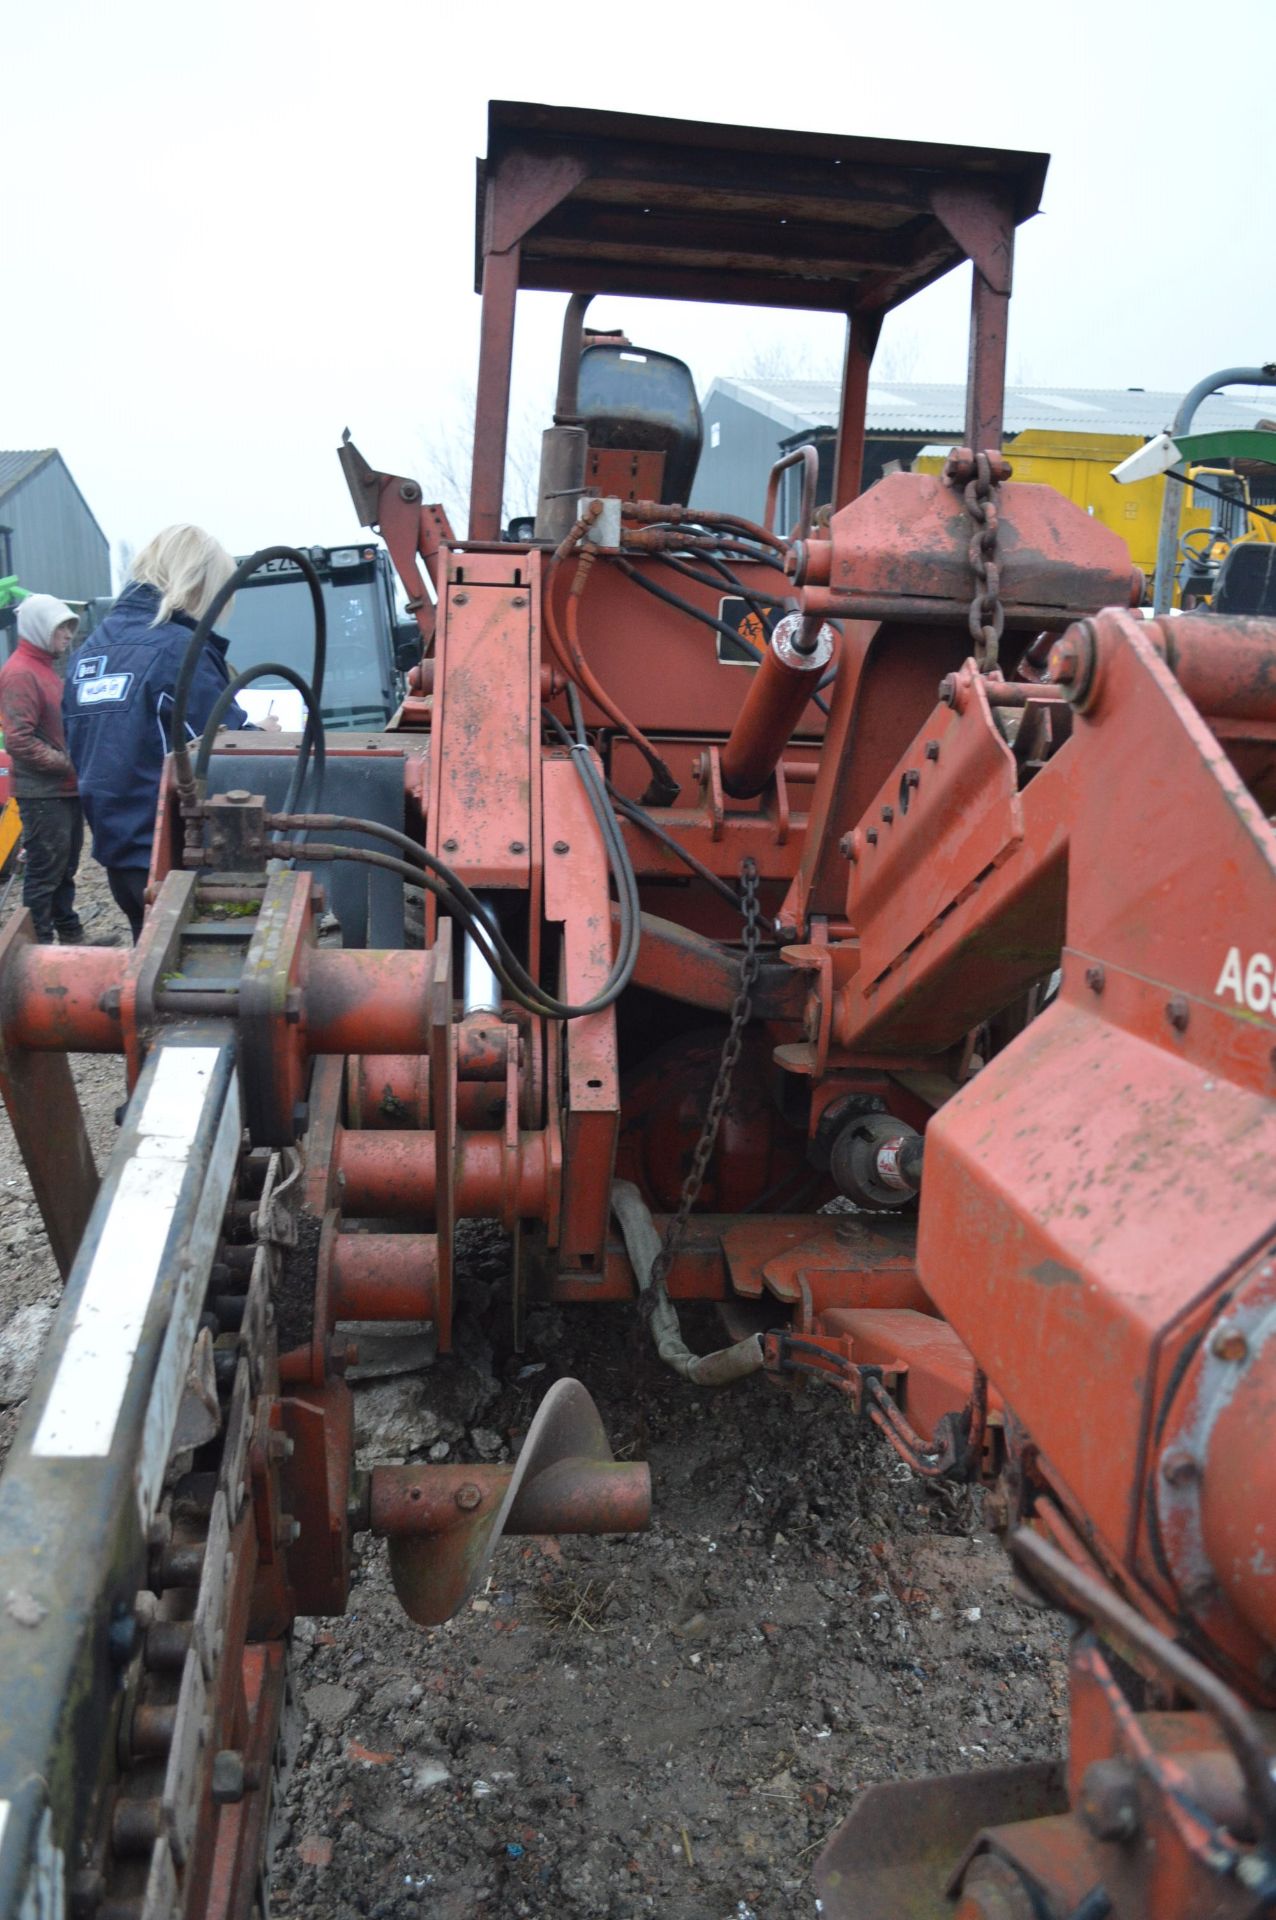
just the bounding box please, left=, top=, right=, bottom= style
left=0, top=861, right=1069, bottom=1917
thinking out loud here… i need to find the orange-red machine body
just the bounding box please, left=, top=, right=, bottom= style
left=0, top=101, right=1273, bottom=1920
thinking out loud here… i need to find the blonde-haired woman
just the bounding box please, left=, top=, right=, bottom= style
left=63, top=525, right=248, bottom=940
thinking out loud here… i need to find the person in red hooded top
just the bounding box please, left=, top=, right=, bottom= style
left=0, top=594, right=86, bottom=943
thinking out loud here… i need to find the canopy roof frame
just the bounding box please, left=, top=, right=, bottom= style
left=469, top=100, right=1049, bottom=540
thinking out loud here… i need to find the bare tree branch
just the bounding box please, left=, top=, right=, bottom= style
left=415, top=383, right=548, bottom=533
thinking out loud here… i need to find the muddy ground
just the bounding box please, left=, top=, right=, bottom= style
left=0, top=861, right=1069, bottom=1917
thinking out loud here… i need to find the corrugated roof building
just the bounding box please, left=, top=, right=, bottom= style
left=692, top=380, right=1276, bottom=521
left=0, top=450, right=110, bottom=602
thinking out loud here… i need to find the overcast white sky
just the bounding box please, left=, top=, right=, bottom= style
left=7, top=0, right=1272, bottom=570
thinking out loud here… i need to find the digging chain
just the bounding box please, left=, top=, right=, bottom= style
left=945, top=448, right=1012, bottom=672
left=647, top=858, right=762, bottom=1300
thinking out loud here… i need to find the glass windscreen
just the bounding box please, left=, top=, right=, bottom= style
left=223, top=577, right=391, bottom=719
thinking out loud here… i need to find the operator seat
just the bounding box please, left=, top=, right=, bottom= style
left=578, top=343, right=703, bottom=506
left=1211, top=540, right=1276, bottom=616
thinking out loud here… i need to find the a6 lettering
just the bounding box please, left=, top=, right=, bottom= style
left=1215, top=946, right=1274, bottom=1015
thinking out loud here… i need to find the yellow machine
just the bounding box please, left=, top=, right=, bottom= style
left=0, top=753, right=22, bottom=879
left=0, top=801, right=21, bottom=874
left=915, top=430, right=1274, bottom=600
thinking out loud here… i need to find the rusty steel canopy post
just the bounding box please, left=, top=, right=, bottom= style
left=931, top=183, right=1016, bottom=452
left=965, top=264, right=1011, bottom=452
left=468, top=244, right=521, bottom=541
left=832, top=308, right=883, bottom=511
left=470, top=127, right=592, bottom=541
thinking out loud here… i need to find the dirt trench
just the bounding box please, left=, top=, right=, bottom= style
left=0, top=861, right=1068, bottom=1918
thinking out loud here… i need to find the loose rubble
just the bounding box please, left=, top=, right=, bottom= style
left=271, top=1284, right=1068, bottom=1918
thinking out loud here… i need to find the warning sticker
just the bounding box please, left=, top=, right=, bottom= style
left=715, top=597, right=780, bottom=666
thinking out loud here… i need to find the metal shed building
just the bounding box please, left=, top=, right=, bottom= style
left=692, top=380, right=1276, bottom=525
left=0, top=450, right=110, bottom=601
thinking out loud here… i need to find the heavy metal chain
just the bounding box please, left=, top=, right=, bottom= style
left=945, top=448, right=1012, bottom=672
left=648, top=858, right=762, bottom=1299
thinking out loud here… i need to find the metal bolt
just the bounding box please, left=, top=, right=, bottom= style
left=275, top=1515, right=301, bottom=1549
left=552, top=840, right=570, bottom=854
left=267, top=1430, right=295, bottom=1464
left=1211, top=1325, right=1249, bottom=1363
left=454, top=1483, right=483, bottom=1512
left=509, top=841, right=526, bottom=854
left=1166, top=995, right=1190, bottom=1033
left=443, top=838, right=459, bottom=853
left=209, top=834, right=226, bottom=853
left=881, top=805, right=894, bottom=824
left=211, top=1750, right=246, bottom=1806
left=937, top=675, right=958, bottom=707
left=924, top=739, right=940, bottom=762
left=399, top=480, right=422, bottom=504
left=1047, top=636, right=1081, bottom=684
left=838, top=832, right=858, bottom=862
left=1047, top=620, right=1098, bottom=704
left=866, top=828, right=879, bottom=846
left=453, top=591, right=468, bottom=605
left=1079, top=1757, right=1141, bottom=1842
left=512, top=595, right=526, bottom=607
left=1085, top=964, right=1105, bottom=994
left=1161, top=1446, right=1198, bottom=1487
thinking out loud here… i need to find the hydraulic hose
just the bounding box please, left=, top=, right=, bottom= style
left=622, top=500, right=788, bottom=556
left=614, top=559, right=831, bottom=718
left=195, top=662, right=326, bottom=815
left=659, top=549, right=786, bottom=639
left=605, top=784, right=742, bottom=907
left=610, top=1180, right=765, bottom=1387
left=544, top=527, right=679, bottom=805
left=668, top=549, right=838, bottom=694
left=270, top=690, right=640, bottom=1022
left=171, top=545, right=327, bottom=810
left=267, top=834, right=634, bottom=1023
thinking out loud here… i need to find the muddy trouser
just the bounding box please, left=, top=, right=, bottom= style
left=19, top=796, right=83, bottom=942
left=106, top=866, right=148, bottom=943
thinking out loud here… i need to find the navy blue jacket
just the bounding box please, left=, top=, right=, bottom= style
left=64, top=582, right=248, bottom=871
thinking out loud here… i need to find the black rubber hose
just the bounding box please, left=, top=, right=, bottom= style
left=615, top=559, right=766, bottom=661
left=262, top=814, right=534, bottom=999
left=614, top=559, right=830, bottom=717
left=268, top=836, right=637, bottom=1022
left=171, top=546, right=327, bottom=804
left=560, top=683, right=643, bottom=980
left=270, top=693, right=641, bottom=1021
left=658, top=550, right=786, bottom=640
left=195, top=663, right=326, bottom=814
left=657, top=549, right=838, bottom=696
left=605, top=786, right=741, bottom=908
